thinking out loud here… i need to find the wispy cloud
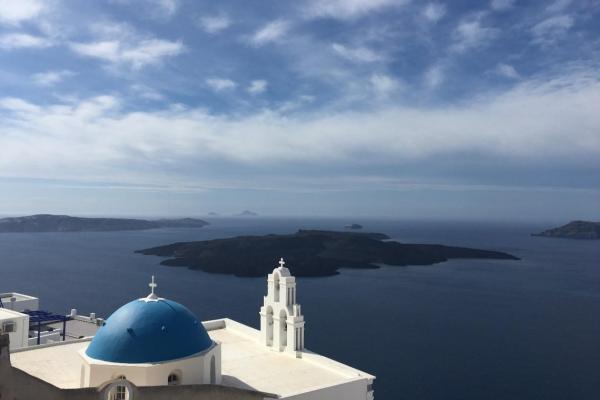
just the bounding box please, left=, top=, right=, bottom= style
left=451, top=15, right=497, bottom=53
left=0, top=32, right=53, bottom=50
left=490, top=0, right=515, bottom=11
left=70, top=38, right=184, bottom=69
left=111, top=0, right=179, bottom=20
left=423, top=3, right=446, bottom=23
left=546, top=0, right=572, bottom=13
left=250, top=19, right=290, bottom=46
left=370, top=73, right=400, bottom=96
left=332, top=43, right=384, bottom=63
left=198, top=15, right=231, bottom=34
left=130, top=84, right=164, bottom=100
left=32, top=70, right=75, bottom=86
left=495, top=63, right=520, bottom=79
left=424, top=65, right=444, bottom=88
left=154, top=0, right=179, bottom=17
left=305, top=0, right=407, bottom=20
left=531, top=15, right=574, bottom=44
left=206, top=78, right=236, bottom=92
left=247, top=80, right=267, bottom=94
left=0, top=0, right=45, bottom=25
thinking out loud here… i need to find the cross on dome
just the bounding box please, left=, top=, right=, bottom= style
left=147, top=275, right=158, bottom=300
left=279, top=258, right=285, bottom=268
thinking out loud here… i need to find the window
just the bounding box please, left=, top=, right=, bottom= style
left=114, top=385, right=127, bottom=400
left=109, top=376, right=129, bottom=400
left=168, top=373, right=180, bottom=386
left=1, top=321, right=14, bottom=333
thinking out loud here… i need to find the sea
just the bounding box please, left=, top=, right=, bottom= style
left=1, top=218, right=599, bottom=400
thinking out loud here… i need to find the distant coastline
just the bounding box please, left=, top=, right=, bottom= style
left=0, top=214, right=209, bottom=233
left=137, top=229, right=519, bottom=277
left=532, top=220, right=600, bottom=240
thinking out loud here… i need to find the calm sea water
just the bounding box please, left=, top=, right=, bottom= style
left=1, top=218, right=599, bottom=399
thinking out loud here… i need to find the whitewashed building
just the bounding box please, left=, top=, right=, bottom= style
left=1, top=259, right=375, bottom=400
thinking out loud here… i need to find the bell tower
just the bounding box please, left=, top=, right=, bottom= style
left=259, top=258, right=305, bottom=357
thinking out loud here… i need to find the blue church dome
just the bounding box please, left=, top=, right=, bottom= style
left=86, top=297, right=213, bottom=363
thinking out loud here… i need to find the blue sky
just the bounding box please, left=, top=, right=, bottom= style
left=0, top=0, right=599, bottom=220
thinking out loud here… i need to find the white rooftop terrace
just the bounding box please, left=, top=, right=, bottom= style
left=0, top=292, right=39, bottom=312
left=11, top=318, right=374, bottom=398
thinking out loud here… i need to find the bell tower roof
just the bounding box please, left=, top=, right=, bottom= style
left=274, top=257, right=291, bottom=276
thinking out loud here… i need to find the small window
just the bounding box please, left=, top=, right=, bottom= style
left=168, top=373, right=180, bottom=386
left=2, top=321, right=14, bottom=333
left=109, top=376, right=129, bottom=400
left=114, top=385, right=127, bottom=400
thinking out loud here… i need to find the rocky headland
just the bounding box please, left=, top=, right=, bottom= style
left=533, top=221, right=600, bottom=240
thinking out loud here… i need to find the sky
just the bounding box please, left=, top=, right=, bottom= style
left=0, top=0, right=599, bottom=221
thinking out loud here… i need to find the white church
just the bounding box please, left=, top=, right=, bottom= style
left=0, top=259, right=375, bottom=400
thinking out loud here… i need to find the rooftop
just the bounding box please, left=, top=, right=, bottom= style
left=0, top=292, right=38, bottom=302
left=206, top=319, right=373, bottom=397
left=10, top=318, right=374, bottom=396
left=11, top=340, right=89, bottom=389
left=0, top=308, right=26, bottom=320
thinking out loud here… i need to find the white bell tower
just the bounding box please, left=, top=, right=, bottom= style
left=259, top=258, right=305, bottom=357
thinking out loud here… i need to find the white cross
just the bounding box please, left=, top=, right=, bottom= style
left=279, top=258, right=285, bottom=268
left=149, top=275, right=157, bottom=295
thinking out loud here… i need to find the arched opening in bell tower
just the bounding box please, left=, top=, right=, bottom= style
left=266, top=306, right=274, bottom=346
left=273, top=271, right=281, bottom=302
left=279, top=309, right=288, bottom=349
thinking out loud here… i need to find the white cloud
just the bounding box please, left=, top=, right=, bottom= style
left=451, top=16, right=497, bottom=53
left=306, top=0, right=407, bottom=20
left=332, top=43, right=384, bottom=63
left=0, top=33, right=53, bottom=50
left=70, top=38, right=184, bottom=69
left=490, top=0, right=514, bottom=11
left=154, top=0, right=179, bottom=17
left=111, top=0, right=179, bottom=20
left=370, top=73, right=400, bottom=95
left=423, top=3, right=446, bottom=23
left=0, top=0, right=44, bottom=25
left=130, top=84, right=164, bottom=100
left=198, top=15, right=231, bottom=34
left=531, top=15, right=574, bottom=44
left=424, top=65, right=444, bottom=88
left=0, top=97, right=41, bottom=113
left=0, top=69, right=598, bottom=186
left=495, top=63, right=520, bottom=79
left=247, top=80, right=268, bottom=94
left=32, top=70, right=75, bottom=86
left=250, top=20, right=290, bottom=46
left=206, top=78, right=236, bottom=92
left=546, top=0, right=572, bottom=13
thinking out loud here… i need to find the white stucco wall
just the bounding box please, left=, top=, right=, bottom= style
left=80, top=341, right=221, bottom=388
left=282, top=378, right=370, bottom=400
left=0, top=309, right=29, bottom=350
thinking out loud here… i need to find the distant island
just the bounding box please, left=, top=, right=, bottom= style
left=236, top=210, right=259, bottom=217
left=345, top=223, right=363, bottom=230
left=137, top=229, right=519, bottom=277
left=533, top=221, right=600, bottom=240
left=0, top=214, right=209, bottom=233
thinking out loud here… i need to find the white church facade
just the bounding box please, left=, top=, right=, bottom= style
left=0, top=259, right=375, bottom=400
